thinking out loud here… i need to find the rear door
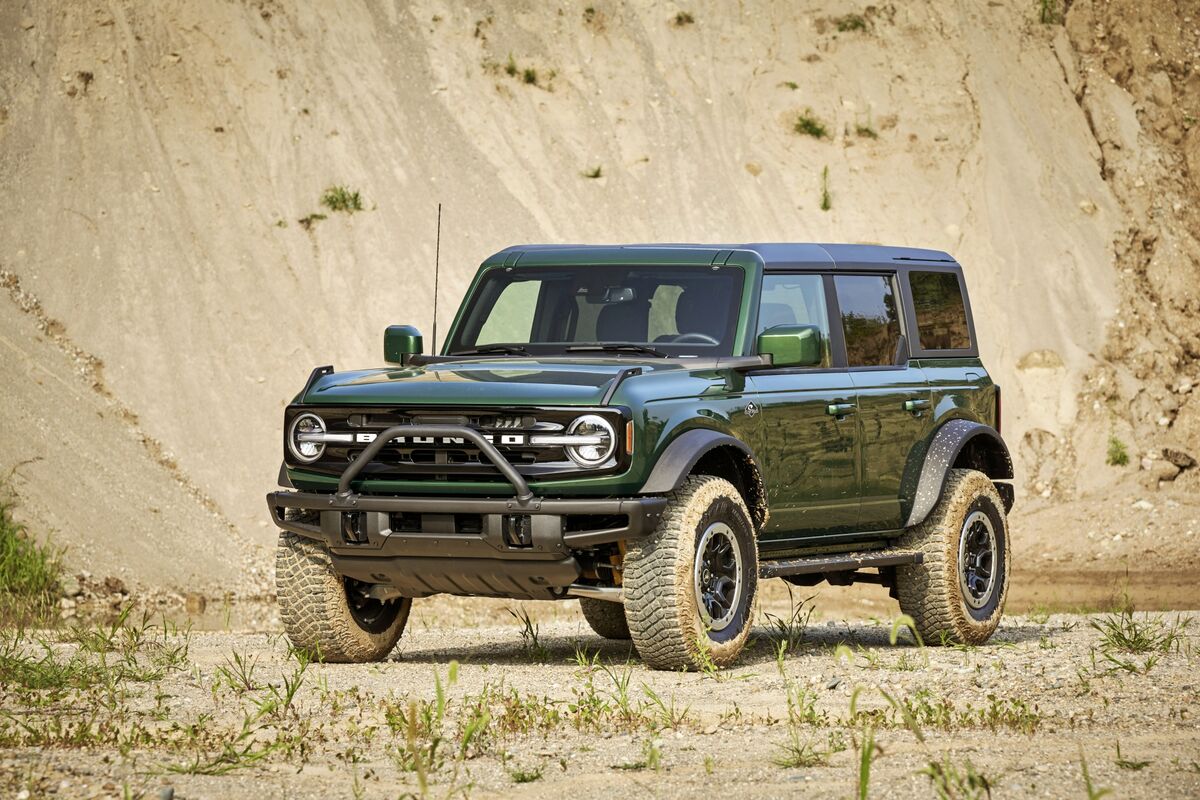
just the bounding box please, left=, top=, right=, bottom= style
left=832, top=273, right=933, bottom=531
left=748, top=273, right=860, bottom=540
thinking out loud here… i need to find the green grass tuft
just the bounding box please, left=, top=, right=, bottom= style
left=794, top=109, right=828, bottom=139
left=1038, top=0, right=1063, bottom=25
left=1106, top=435, right=1129, bottom=466
left=320, top=186, right=364, bottom=213
left=835, top=14, right=867, bottom=32
left=0, top=488, right=61, bottom=619
left=820, top=166, right=832, bottom=212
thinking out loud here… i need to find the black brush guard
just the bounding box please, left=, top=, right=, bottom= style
left=267, top=425, right=666, bottom=600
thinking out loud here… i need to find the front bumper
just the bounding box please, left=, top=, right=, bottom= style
left=266, top=490, right=667, bottom=599
left=269, top=421, right=666, bottom=600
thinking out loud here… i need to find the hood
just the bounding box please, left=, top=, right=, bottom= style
left=301, top=357, right=684, bottom=406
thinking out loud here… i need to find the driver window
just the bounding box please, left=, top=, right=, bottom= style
left=758, top=274, right=832, bottom=367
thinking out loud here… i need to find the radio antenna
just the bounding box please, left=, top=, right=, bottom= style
left=432, top=203, right=442, bottom=354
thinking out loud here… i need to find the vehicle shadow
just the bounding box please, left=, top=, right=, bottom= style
left=390, top=619, right=1045, bottom=668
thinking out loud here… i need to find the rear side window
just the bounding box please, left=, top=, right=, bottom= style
left=909, top=271, right=971, bottom=351
left=834, top=275, right=901, bottom=367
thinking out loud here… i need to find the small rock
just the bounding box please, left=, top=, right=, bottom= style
left=1163, top=448, right=1197, bottom=469
left=744, top=162, right=762, bottom=176
left=1140, top=457, right=1155, bottom=471
left=185, top=592, right=207, bottom=614
left=1132, top=499, right=1154, bottom=511
left=1079, top=199, right=1097, bottom=214
left=159, top=788, right=175, bottom=800
left=60, top=574, right=83, bottom=597
left=58, top=597, right=75, bottom=610
left=17, top=790, right=30, bottom=800
left=103, top=575, right=127, bottom=594
left=1177, top=379, right=1193, bottom=395
left=20, top=17, right=34, bottom=30
left=826, top=676, right=842, bottom=690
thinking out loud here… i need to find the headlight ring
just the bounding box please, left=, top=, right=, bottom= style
left=288, top=413, right=327, bottom=463
left=565, top=414, right=616, bottom=468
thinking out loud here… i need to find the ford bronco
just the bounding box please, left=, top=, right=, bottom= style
left=267, top=243, right=1013, bottom=670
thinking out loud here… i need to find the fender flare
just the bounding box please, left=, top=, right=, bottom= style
left=905, top=419, right=1014, bottom=528
left=638, top=429, right=762, bottom=495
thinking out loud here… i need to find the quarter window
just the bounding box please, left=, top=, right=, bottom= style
left=758, top=274, right=832, bottom=367
left=909, top=271, right=971, bottom=351
left=834, top=275, right=902, bottom=367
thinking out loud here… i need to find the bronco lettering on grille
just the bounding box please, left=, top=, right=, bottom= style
left=353, top=432, right=528, bottom=446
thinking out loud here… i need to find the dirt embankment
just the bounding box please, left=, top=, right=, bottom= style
left=0, top=1, right=1196, bottom=595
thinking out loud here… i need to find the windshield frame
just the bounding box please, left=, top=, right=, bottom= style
left=443, top=262, right=754, bottom=359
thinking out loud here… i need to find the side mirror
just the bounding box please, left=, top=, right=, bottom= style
left=757, top=324, right=822, bottom=368
left=384, top=325, right=423, bottom=365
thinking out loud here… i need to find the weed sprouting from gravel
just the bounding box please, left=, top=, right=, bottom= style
left=820, top=165, right=832, bottom=211
left=1113, top=742, right=1151, bottom=771
left=507, top=761, right=545, bottom=783
left=763, top=586, right=815, bottom=652
left=507, top=606, right=549, bottom=662
left=1106, top=435, right=1129, bottom=466
left=320, top=186, right=364, bottom=213
left=919, top=755, right=994, bottom=799
left=1091, top=608, right=1189, bottom=654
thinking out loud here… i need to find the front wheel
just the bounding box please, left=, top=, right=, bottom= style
left=623, top=476, right=758, bottom=670
left=895, top=469, right=1009, bottom=645
left=276, top=532, right=411, bottom=662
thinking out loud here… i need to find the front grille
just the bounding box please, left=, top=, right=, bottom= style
left=285, top=405, right=626, bottom=482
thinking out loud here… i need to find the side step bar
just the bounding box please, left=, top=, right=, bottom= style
left=759, top=550, right=923, bottom=580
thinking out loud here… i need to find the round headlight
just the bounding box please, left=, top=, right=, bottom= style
left=565, top=414, right=616, bottom=468
left=288, top=413, right=326, bottom=463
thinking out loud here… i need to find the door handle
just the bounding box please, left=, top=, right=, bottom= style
left=904, top=398, right=931, bottom=413
left=826, top=402, right=856, bottom=417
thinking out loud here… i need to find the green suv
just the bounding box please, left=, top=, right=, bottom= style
left=268, top=243, right=1013, bottom=669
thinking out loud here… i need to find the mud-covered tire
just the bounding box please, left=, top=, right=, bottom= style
left=895, top=469, right=1009, bottom=645
left=623, top=476, right=758, bottom=670
left=276, top=531, right=411, bottom=662
left=578, top=597, right=631, bottom=640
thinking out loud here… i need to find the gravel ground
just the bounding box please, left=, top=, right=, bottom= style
left=2, top=594, right=1198, bottom=799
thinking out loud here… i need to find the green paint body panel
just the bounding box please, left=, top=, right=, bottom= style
left=280, top=244, right=1005, bottom=549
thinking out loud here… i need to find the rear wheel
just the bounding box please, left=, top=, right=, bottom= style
left=578, top=597, right=630, bottom=640
left=623, top=476, right=758, bottom=670
left=276, top=531, right=411, bottom=662
left=895, top=469, right=1009, bottom=645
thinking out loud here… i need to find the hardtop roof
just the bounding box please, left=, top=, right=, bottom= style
left=486, top=242, right=959, bottom=271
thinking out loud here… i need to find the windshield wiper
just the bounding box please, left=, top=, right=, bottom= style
left=566, top=343, right=668, bottom=358
left=451, top=343, right=529, bottom=356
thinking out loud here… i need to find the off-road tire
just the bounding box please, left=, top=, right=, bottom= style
left=623, top=475, right=758, bottom=670
left=895, top=468, right=1009, bottom=645
left=276, top=531, right=411, bottom=662
left=578, top=597, right=631, bottom=640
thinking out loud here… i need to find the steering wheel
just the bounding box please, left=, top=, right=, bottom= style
left=673, top=332, right=720, bottom=345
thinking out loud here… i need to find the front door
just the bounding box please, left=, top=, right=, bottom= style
left=749, top=273, right=860, bottom=541
left=832, top=274, right=933, bottom=531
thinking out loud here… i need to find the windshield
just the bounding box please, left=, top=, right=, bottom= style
left=446, top=264, right=745, bottom=357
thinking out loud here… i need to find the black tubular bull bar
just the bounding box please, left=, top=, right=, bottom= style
left=266, top=424, right=667, bottom=599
